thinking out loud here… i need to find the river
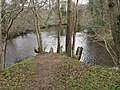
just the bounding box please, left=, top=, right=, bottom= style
left=6, top=26, right=115, bottom=67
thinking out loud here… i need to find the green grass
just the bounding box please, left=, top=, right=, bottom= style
left=0, top=54, right=120, bottom=90
left=0, top=56, right=36, bottom=90
left=55, top=58, right=120, bottom=90
left=0, top=56, right=35, bottom=75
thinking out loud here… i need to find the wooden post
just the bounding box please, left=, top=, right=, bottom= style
left=76, top=47, right=83, bottom=60
left=49, top=47, right=54, bottom=53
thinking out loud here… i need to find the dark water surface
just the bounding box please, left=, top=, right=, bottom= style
left=6, top=26, right=114, bottom=67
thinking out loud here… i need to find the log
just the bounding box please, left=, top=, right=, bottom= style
left=76, top=47, right=83, bottom=60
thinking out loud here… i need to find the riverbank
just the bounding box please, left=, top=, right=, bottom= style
left=0, top=53, right=119, bottom=90
left=8, top=24, right=67, bottom=39
left=87, top=33, right=115, bottom=49
left=8, top=29, right=35, bottom=39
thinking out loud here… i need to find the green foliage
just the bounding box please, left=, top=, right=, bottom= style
left=55, top=58, right=120, bottom=90
left=60, top=6, right=66, bottom=17
left=0, top=57, right=36, bottom=90
left=12, top=57, right=35, bottom=66
left=0, top=57, right=35, bottom=77
left=60, top=1, right=67, bottom=17
left=88, top=0, right=111, bottom=36
left=0, top=54, right=119, bottom=90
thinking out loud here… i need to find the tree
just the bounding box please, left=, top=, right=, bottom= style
left=66, top=0, right=73, bottom=57
left=1, top=0, right=25, bottom=69
left=0, top=34, right=1, bottom=70
left=88, top=0, right=120, bottom=67
left=31, top=0, right=43, bottom=54
left=57, top=0, right=62, bottom=53
left=0, top=1, right=2, bottom=70
left=72, top=0, right=79, bottom=55
left=89, top=0, right=109, bottom=32
left=108, top=0, right=120, bottom=67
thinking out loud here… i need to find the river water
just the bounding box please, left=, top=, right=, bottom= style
left=6, top=26, right=115, bottom=67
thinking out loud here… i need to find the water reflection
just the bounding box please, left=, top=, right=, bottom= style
left=6, top=26, right=114, bottom=67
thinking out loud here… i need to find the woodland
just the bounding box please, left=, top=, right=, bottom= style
left=0, top=0, right=120, bottom=89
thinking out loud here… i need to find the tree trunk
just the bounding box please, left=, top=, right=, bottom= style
left=1, top=2, right=24, bottom=69
left=72, top=0, right=79, bottom=55
left=108, top=0, right=120, bottom=67
left=66, top=0, right=73, bottom=57
left=1, top=0, right=5, bottom=70
left=34, top=14, right=43, bottom=54
left=2, top=41, right=7, bottom=69
left=0, top=22, right=2, bottom=71
left=57, top=0, right=62, bottom=53
left=32, top=1, right=43, bottom=54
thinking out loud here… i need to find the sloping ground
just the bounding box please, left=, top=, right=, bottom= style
left=55, top=59, right=120, bottom=90
left=0, top=53, right=120, bottom=90
left=0, top=53, right=67, bottom=90
left=25, top=53, right=67, bottom=90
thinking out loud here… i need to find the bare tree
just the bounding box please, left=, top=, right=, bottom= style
left=72, top=0, right=79, bottom=55
left=0, top=0, right=2, bottom=70
left=57, top=0, right=62, bottom=53
left=0, top=31, right=2, bottom=70
left=66, top=0, right=73, bottom=57
left=108, top=0, right=120, bottom=67
left=31, top=0, right=43, bottom=54
left=1, top=0, right=25, bottom=69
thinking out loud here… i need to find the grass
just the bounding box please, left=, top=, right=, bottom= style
left=55, top=57, right=120, bottom=90
left=0, top=54, right=120, bottom=90
left=0, top=56, right=36, bottom=90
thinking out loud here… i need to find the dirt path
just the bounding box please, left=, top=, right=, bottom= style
left=0, top=53, right=120, bottom=90
left=25, top=53, right=67, bottom=90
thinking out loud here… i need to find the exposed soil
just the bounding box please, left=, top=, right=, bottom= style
left=25, top=53, right=67, bottom=90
